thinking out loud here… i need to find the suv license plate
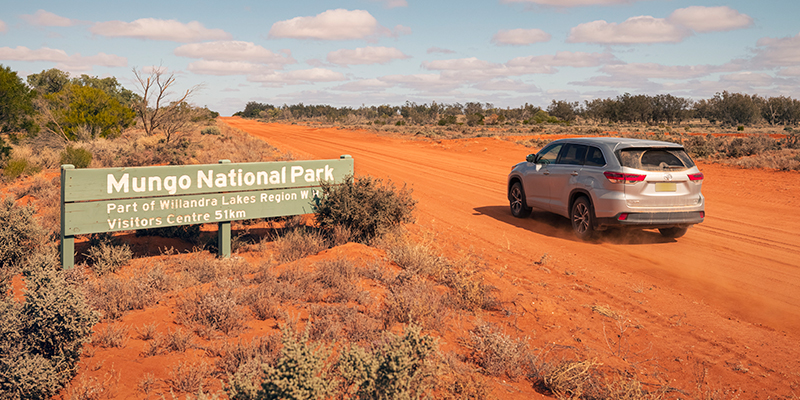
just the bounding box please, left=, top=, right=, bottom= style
left=655, top=182, right=677, bottom=192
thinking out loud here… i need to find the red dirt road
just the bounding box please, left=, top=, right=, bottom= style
left=222, top=117, right=800, bottom=397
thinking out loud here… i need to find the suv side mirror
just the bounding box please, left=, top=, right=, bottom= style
left=526, top=154, right=537, bottom=163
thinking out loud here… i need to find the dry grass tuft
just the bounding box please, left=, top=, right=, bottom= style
left=463, top=322, right=529, bottom=379
left=167, top=361, right=210, bottom=393
left=66, top=369, right=120, bottom=400
left=213, top=334, right=282, bottom=376
left=93, top=323, right=129, bottom=349
left=177, top=288, right=246, bottom=337
left=273, top=227, right=329, bottom=263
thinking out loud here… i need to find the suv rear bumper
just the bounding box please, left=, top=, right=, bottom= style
left=596, top=211, right=704, bottom=229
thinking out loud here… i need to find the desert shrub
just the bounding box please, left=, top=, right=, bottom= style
left=242, top=286, right=282, bottom=321
left=387, top=242, right=446, bottom=278
left=724, top=136, right=778, bottom=158
left=166, top=329, right=196, bottom=353
left=227, top=325, right=335, bottom=400
left=309, top=305, right=382, bottom=344
left=534, top=357, right=602, bottom=399
left=0, top=250, right=98, bottom=399
left=338, top=325, right=437, bottom=399
left=312, top=258, right=361, bottom=303
left=201, top=127, right=220, bottom=135
left=273, top=228, right=328, bottom=263
left=315, top=175, right=416, bottom=244
left=136, top=224, right=202, bottom=244
left=135, top=322, right=158, bottom=341
left=177, top=288, right=246, bottom=337
left=383, top=277, right=447, bottom=330
left=87, top=264, right=167, bottom=320
left=3, top=158, right=41, bottom=181
left=65, top=370, right=119, bottom=400
left=59, top=146, right=92, bottom=168
left=683, top=135, right=719, bottom=158
left=84, top=241, right=132, bottom=276
left=442, top=265, right=500, bottom=312
left=463, top=322, right=529, bottom=379
left=93, top=323, right=129, bottom=348
left=0, top=197, right=46, bottom=278
left=168, top=361, right=210, bottom=393
left=215, top=334, right=281, bottom=376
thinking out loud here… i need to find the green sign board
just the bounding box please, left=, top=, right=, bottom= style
left=60, top=156, right=354, bottom=268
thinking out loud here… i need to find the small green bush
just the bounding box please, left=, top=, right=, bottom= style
left=227, top=325, right=335, bottom=400
left=3, top=158, right=41, bottom=181
left=315, top=175, right=416, bottom=244
left=59, top=146, right=92, bottom=168
left=339, top=325, right=437, bottom=399
left=201, top=127, right=220, bottom=135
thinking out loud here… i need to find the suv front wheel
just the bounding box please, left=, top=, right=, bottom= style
left=509, top=182, right=531, bottom=218
left=571, top=197, right=595, bottom=240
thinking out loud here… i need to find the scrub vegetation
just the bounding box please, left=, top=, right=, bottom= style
left=0, top=63, right=775, bottom=398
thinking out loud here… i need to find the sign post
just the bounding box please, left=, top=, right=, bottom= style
left=60, top=155, right=354, bottom=268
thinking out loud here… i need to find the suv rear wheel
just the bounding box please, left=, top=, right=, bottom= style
left=571, top=197, right=595, bottom=240
left=509, top=182, right=531, bottom=218
left=658, top=227, right=688, bottom=239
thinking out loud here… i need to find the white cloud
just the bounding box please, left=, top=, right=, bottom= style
left=333, top=78, right=392, bottom=92
left=269, top=9, right=379, bottom=40
left=374, top=0, right=408, bottom=8
left=0, top=46, right=126, bottom=71
left=21, top=10, right=78, bottom=27
left=0, top=20, right=8, bottom=34
left=568, top=16, right=690, bottom=44
left=668, top=6, right=753, bottom=33
left=473, top=78, right=542, bottom=93
left=778, top=66, right=800, bottom=77
left=249, top=68, right=346, bottom=84
left=720, top=72, right=775, bottom=87
left=91, top=18, right=231, bottom=42
left=501, top=0, right=642, bottom=7
left=601, top=63, right=721, bottom=79
left=0, top=46, right=71, bottom=62
left=380, top=74, right=463, bottom=92
left=427, top=47, right=455, bottom=54
left=753, top=33, right=800, bottom=67
left=327, top=46, right=409, bottom=65
left=175, top=41, right=295, bottom=67
left=423, top=57, right=502, bottom=71
left=570, top=74, right=660, bottom=90
left=187, top=60, right=266, bottom=76
left=508, top=51, right=618, bottom=70
left=492, top=29, right=551, bottom=46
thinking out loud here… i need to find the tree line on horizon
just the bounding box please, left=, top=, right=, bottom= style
left=236, top=91, right=800, bottom=128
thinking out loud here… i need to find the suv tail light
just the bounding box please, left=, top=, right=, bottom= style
left=688, top=172, right=704, bottom=182
left=604, top=171, right=645, bottom=184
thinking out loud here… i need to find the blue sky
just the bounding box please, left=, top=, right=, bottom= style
left=2, top=0, right=799, bottom=116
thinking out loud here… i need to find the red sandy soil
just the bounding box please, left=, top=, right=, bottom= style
left=56, top=117, right=799, bottom=399
left=221, top=117, right=800, bottom=398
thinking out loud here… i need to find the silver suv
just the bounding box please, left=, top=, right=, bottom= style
left=507, top=137, right=705, bottom=240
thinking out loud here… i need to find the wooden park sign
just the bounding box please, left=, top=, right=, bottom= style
left=60, top=156, right=354, bottom=268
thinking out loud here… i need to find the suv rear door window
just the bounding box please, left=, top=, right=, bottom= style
left=618, top=148, right=695, bottom=171
left=584, top=146, right=606, bottom=167
left=557, top=144, right=587, bottom=165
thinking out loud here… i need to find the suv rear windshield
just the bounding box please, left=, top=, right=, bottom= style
left=617, top=148, right=695, bottom=171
